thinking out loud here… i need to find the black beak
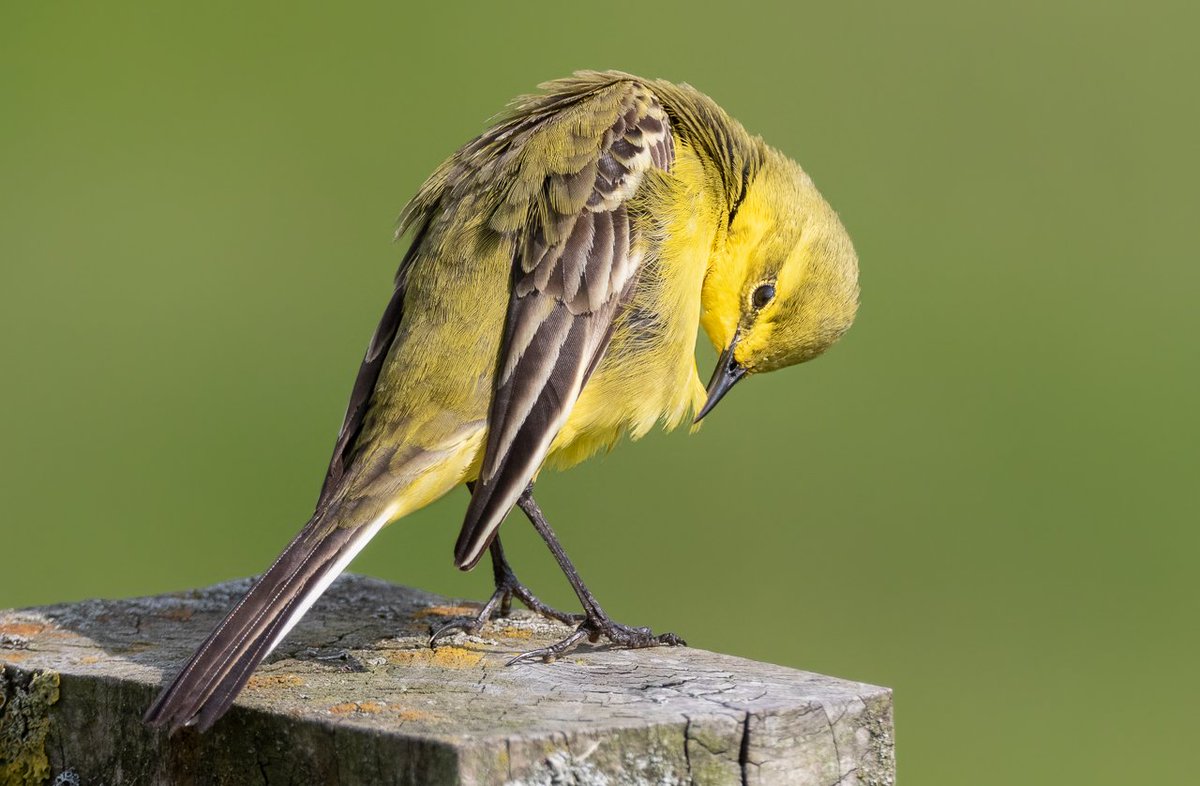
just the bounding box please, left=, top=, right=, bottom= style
left=694, top=337, right=746, bottom=423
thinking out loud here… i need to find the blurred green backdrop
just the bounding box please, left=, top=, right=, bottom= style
left=2, top=1, right=1196, bottom=783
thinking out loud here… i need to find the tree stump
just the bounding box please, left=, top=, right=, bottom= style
left=0, top=574, right=894, bottom=785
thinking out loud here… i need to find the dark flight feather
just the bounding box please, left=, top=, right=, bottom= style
left=143, top=209, right=431, bottom=736
left=143, top=516, right=368, bottom=731
left=316, top=217, right=428, bottom=511
left=454, top=84, right=674, bottom=569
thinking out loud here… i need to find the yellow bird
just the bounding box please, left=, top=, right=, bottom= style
left=144, top=71, right=859, bottom=733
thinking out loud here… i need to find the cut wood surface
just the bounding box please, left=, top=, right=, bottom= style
left=0, top=574, right=894, bottom=785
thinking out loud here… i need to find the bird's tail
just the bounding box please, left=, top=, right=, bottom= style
left=143, top=506, right=392, bottom=733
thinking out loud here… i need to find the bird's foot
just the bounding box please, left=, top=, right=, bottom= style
left=507, top=614, right=685, bottom=665
left=429, top=570, right=581, bottom=648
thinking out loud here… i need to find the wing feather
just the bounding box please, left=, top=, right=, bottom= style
left=454, top=81, right=674, bottom=569
left=314, top=216, right=430, bottom=511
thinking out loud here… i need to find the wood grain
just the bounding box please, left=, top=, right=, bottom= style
left=0, top=575, right=894, bottom=785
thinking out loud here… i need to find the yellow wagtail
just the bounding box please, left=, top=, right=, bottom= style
left=145, top=71, right=859, bottom=733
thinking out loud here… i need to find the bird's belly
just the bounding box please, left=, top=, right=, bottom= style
left=546, top=349, right=699, bottom=471
left=546, top=222, right=712, bottom=469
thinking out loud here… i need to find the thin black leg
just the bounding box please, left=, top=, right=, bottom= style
left=429, top=489, right=581, bottom=647
left=507, top=485, right=685, bottom=664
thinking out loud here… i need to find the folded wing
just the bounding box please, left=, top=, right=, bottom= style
left=454, top=81, right=674, bottom=569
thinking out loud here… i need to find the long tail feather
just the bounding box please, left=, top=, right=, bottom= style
left=143, top=507, right=391, bottom=733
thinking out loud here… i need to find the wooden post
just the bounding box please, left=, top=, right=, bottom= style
left=1, top=575, right=894, bottom=785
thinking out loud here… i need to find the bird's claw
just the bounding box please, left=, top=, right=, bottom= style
left=428, top=618, right=482, bottom=647
left=506, top=616, right=685, bottom=665
left=428, top=574, right=581, bottom=649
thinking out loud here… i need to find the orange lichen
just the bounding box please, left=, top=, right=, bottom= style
left=327, top=700, right=388, bottom=715
left=0, top=623, right=45, bottom=638
left=396, top=708, right=434, bottom=722
left=413, top=605, right=480, bottom=619
left=431, top=646, right=485, bottom=668
left=246, top=673, right=304, bottom=691
left=386, top=646, right=485, bottom=669
left=38, top=630, right=78, bottom=641
left=159, top=607, right=195, bottom=622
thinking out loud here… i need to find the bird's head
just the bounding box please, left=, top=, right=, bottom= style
left=696, top=146, right=860, bottom=421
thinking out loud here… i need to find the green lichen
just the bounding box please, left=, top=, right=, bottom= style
left=857, top=691, right=896, bottom=786
left=0, top=666, right=62, bottom=786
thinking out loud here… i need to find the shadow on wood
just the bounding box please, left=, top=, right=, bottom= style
left=0, top=574, right=894, bottom=785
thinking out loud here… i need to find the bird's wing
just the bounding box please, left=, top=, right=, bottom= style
left=314, top=216, right=430, bottom=513
left=453, top=80, right=674, bottom=569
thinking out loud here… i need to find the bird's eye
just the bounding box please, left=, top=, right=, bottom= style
left=751, top=283, right=776, bottom=309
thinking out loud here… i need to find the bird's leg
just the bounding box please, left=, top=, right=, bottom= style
left=430, top=489, right=582, bottom=648
left=429, top=536, right=582, bottom=646
left=507, top=486, right=685, bottom=665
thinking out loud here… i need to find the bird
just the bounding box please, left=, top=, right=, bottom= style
left=143, top=70, right=860, bottom=734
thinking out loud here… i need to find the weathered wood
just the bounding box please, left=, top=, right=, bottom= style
left=0, top=575, right=894, bottom=785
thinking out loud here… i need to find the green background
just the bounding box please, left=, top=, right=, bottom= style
left=3, top=2, right=1196, bottom=783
